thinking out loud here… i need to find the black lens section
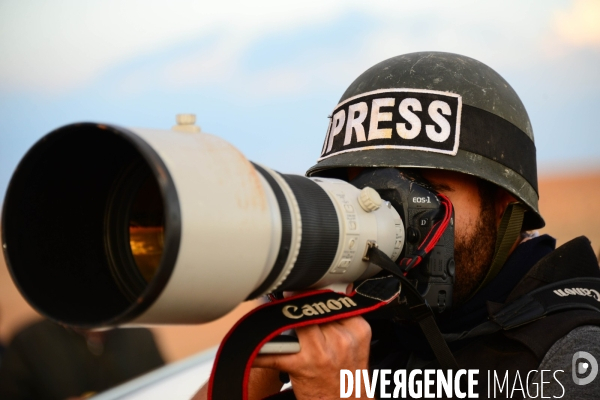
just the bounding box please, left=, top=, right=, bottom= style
left=277, top=175, right=339, bottom=291
left=3, top=125, right=137, bottom=325
left=2, top=123, right=180, bottom=327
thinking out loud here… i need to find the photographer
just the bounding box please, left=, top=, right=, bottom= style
left=194, top=52, right=600, bottom=399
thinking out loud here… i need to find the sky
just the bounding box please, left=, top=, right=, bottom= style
left=1, top=0, right=599, bottom=203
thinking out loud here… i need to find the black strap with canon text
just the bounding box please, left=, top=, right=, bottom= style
left=207, top=279, right=400, bottom=400
left=207, top=245, right=464, bottom=399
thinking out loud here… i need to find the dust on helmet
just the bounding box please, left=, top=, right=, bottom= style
left=307, top=51, right=544, bottom=230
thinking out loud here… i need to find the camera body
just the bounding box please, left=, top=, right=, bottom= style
left=351, top=168, right=455, bottom=312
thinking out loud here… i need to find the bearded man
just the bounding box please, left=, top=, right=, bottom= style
left=195, top=52, right=600, bottom=399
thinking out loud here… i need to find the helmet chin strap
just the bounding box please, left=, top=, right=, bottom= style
left=469, top=202, right=526, bottom=298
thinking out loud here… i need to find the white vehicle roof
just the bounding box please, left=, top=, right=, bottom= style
left=91, top=347, right=217, bottom=400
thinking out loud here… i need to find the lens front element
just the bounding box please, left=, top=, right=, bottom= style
left=129, top=175, right=165, bottom=283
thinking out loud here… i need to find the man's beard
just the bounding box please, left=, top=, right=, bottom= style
left=452, top=182, right=498, bottom=305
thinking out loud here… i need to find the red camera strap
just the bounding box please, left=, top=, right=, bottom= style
left=207, top=278, right=401, bottom=400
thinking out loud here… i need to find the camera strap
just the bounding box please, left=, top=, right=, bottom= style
left=366, top=246, right=460, bottom=371
left=207, top=246, right=463, bottom=399
left=207, top=278, right=401, bottom=400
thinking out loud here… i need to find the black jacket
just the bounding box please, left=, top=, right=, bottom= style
left=370, top=236, right=600, bottom=398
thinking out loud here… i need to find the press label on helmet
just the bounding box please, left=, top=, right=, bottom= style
left=319, top=89, right=462, bottom=160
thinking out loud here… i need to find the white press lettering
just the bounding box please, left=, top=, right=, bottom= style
left=426, top=100, right=452, bottom=142
left=368, top=98, right=395, bottom=140
left=344, top=102, right=368, bottom=145
left=397, top=98, right=422, bottom=139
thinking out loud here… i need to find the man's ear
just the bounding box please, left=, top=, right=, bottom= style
left=495, top=188, right=519, bottom=225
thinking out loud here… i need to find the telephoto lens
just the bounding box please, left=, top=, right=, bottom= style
left=2, top=120, right=404, bottom=328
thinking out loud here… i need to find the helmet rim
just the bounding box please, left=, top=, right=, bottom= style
left=307, top=147, right=544, bottom=230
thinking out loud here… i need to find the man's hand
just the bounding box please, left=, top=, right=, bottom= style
left=191, top=317, right=370, bottom=400
left=253, top=316, right=372, bottom=400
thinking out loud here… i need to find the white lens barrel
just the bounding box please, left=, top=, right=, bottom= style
left=2, top=122, right=405, bottom=328
left=124, top=128, right=281, bottom=324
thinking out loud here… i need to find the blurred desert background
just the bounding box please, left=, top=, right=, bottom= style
left=1, top=172, right=599, bottom=363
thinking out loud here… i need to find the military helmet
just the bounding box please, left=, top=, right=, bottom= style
left=307, top=51, right=544, bottom=230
